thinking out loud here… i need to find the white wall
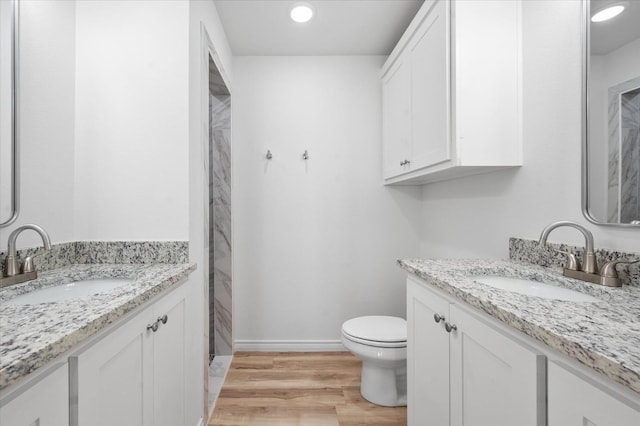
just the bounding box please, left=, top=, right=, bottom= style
left=419, top=0, right=639, bottom=259
left=233, top=56, right=422, bottom=348
left=73, top=0, right=190, bottom=241
left=0, top=0, right=76, bottom=248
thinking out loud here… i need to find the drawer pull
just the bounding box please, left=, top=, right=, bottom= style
left=147, top=321, right=159, bottom=332
left=444, top=322, right=457, bottom=333
left=158, top=314, right=168, bottom=325
left=433, top=313, right=445, bottom=323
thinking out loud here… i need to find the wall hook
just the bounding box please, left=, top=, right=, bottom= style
left=266, top=150, right=273, bottom=160
left=302, top=150, right=309, bottom=160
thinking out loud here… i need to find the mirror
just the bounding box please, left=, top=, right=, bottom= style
left=0, top=0, right=19, bottom=226
left=584, top=0, right=640, bottom=226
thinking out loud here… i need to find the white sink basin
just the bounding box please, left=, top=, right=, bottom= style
left=470, top=275, right=599, bottom=303
left=6, top=278, right=133, bottom=305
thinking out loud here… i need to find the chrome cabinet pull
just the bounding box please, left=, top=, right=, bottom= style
left=433, top=313, right=445, bottom=323
left=158, top=314, right=168, bottom=325
left=400, top=159, right=411, bottom=166
left=444, top=322, right=457, bottom=333
left=147, top=321, right=159, bottom=332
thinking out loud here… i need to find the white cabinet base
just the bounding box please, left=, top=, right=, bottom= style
left=407, top=276, right=545, bottom=426
left=0, top=363, right=69, bottom=426
left=549, top=361, right=640, bottom=426
left=70, top=279, right=193, bottom=426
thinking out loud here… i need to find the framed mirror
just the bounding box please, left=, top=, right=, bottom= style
left=583, top=0, right=640, bottom=226
left=0, top=0, right=19, bottom=227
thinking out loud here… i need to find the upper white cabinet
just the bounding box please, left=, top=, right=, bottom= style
left=382, top=0, right=522, bottom=184
left=407, top=276, right=545, bottom=426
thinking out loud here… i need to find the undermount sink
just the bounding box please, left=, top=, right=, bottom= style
left=470, top=275, right=599, bottom=303
left=6, top=278, right=133, bottom=305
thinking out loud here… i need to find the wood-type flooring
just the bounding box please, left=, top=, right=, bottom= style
left=208, top=352, right=407, bottom=426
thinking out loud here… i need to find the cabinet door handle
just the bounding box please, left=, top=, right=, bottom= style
left=444, top=322, right=457, bottom=333
left=147, top=321, right=159, bottom=332
left=158, top=314, right=168, bottom=325
left=433, top=313, right=445, bottom=323
left=400, top=159, right=411, bottom=166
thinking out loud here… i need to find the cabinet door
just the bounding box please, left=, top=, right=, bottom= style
left=409, top=0, right=450, bottom=170
left=382, top=53, right=411, bottom=179
left=71, top=306, right=154, bottom=426
left=449, top=305, right=545, bottom=426
left=152, top=283, right=188, bottom=426
left=548, top=362, right=640, bottom=426
left=407, top=278, right=450, bottom=426
left=0, top=363, right=69, bottom=426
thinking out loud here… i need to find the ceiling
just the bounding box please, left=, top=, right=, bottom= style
left=213, top=0, right=424, bottom=56
left=590, top=0, right=640, bottom=55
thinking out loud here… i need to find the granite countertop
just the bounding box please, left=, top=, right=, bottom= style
left=399, top=258, right=640, bottom=394
left=0, top=262, right=196, bottom=391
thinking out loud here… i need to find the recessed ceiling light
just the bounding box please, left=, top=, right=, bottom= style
left=290, top=2, right=314, bottom=23
left=591, top=1, right=628, bottom=22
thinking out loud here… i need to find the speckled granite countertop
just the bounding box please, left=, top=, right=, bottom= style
left=399, top=258, right=640, bottom=394
left=0, top=263, right=196, bottom=391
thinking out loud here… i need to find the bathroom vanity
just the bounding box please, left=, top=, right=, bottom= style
left=0, top=261, right=200, bottom=426
left=401, top=258, right=640, bottom=426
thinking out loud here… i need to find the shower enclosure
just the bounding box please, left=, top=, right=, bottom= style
left=208, top=56, right=232, bottom=359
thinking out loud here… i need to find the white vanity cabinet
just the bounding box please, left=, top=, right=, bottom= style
left=407, top=276, right=545, bottom=426
left=70, top=279, right=191, bottom=426
left=0, top=363, right=69, bottom=426
left=548, top=361, right=640, bottom=426
left=382, top=0, right=522, bottom=184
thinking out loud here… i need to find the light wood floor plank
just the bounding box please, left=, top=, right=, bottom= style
left=208, top=352, right=406, bottom=426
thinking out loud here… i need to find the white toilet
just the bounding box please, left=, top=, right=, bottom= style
left=341, top=315, right=407, bottom=407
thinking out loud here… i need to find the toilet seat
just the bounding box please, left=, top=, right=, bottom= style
left=342, top=316, right=406, bottom=348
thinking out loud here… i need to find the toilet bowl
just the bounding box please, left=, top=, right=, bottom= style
left=341, top=316, right=407, bottom=407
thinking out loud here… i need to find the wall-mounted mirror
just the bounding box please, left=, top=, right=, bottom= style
left=584, top=0, right=640, bottom=226
left=0, top=0, right=19, bottom=227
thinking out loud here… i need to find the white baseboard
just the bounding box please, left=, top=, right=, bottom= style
left=234, top=339, right=347, bottom=352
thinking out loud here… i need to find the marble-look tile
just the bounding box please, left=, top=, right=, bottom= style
left=509, top=238, right=639, bottom=287
left=608, top=88, right=621, bottom=222
left=620, top=88, right=640, bottom=223
left=608, top=77, right=640, bottom=223
left=210, top=93, right=232, bottom=356
left=0, top=263, right=196, bottom=390
left=208, top=355, right=232, bottom=415
left=398, top=258, right=640, bottom=394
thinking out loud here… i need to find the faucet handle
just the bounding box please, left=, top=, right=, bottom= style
left=554, top=249, right=581, bottom=271
left=22, top=256, right=36, bottom=273
left=600, top=259, right=640, bottom=279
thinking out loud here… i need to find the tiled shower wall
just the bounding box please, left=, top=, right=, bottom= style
left=209, top=90, right=232, bottom=356
left=608, top=77, right=640, bottom=224
left=620, top=88, right=640, bottom=223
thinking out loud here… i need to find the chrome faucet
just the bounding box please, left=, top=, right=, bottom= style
left=1, top=224, right=52, bottom=288
left=538, top=220, right=638, bottom=287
